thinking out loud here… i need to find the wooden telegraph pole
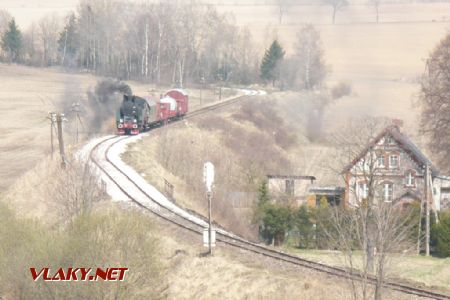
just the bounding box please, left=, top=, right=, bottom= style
left=47, top=112, right=56, bottom=158
left=71, top=102, right=82, bottom=143
left=200, top=76, right=205, bottom=107
left=56, top=113, right=67, bottom=168
left=425, top=164, right=430, bottom=256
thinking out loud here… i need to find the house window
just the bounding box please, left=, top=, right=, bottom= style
left=377, top=154, right=385, bottom=168
left=406, top=171, right=415, bottom=187
left=285, top=179, right=294, bottom=196
left=383, top=183, right=394, bottom=202
left=389, top=155, right=399, bottom=169
left=358, top=182, right=369, bottom=200
left=386, top=135, right=395, bottom=144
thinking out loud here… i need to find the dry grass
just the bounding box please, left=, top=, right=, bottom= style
left=152, top=210, right=416, bottom=300
left=286, top=248, right=450, bottom=292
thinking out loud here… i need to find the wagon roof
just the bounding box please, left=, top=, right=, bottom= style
left=168, top=88, right=188, bottom=96
left=160, top=96, right=176, bottom=103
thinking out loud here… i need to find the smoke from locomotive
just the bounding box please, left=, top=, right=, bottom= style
left=86, top=79, right=133, bottom=132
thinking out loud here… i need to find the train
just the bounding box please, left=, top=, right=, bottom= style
left=116, top=89, right=189, bottom=135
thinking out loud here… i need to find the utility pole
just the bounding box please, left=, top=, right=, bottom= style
left=200, top=76, right=205, bottom=107
left=56, top=113, right=67, bottom=168
left=425, top=163, right=430, bottom=256
left=71, top=102, right=81, bottom=143
left=204, top=162, right=215, bottom=256
left=47, top=112, right=56, bottom=158
left=416, top=192, right=424, bottom=255
left=207, top=190, right=212, bottom=255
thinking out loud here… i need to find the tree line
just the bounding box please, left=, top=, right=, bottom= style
left=0, top=1, right=329, bottom=90
left=0, top=1, right=259, bottom=86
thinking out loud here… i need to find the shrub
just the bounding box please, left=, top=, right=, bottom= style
left=255, top=181, right=295, bottom=246
left=294, top=205, right=314, bottom=249
left=431, top=210, right=450, bottom=257
left=0, top=203, right=164, bottom=299
left=261, top=203, right=294, bottom=246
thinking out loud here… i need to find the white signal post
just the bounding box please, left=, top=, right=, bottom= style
left=203, top=162, right=215, bottom=255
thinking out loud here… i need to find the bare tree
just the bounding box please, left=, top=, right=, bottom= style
left=369, top=0, right=382, bottom=23
left=276, top=0, right=289, bottom=24
left=324, top=0, right=349, bottom=24
left=328, top=118, right=418, bottom=300
left=37, top=14, right=61, bottom=66
left=294, top=24, right=327, bottom=90
left=419, top=33, right=450, bottom=174
left=50, top=157, right=106, bottom=222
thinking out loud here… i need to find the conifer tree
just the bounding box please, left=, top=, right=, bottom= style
left=1, top=18, right=22, bottom=62
left=260, top=40, right=285, bottom=86
left=258, top=180, right=270, bottom=207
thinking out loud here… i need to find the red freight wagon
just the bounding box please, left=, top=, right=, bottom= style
left=165, top=89, right=189, bottom=117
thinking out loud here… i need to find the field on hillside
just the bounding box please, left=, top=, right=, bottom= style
left=0, top=64, right=220, bottom=193
left=0, top=65, right=97, bottom=191
left=216, top=3, right=450, bottom=137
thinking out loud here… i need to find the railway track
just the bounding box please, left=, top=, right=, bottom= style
left=88, top=94, right=450, bottom=300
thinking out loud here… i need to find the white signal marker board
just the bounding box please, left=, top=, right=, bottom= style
left=203, top=228, right=216, bottom=247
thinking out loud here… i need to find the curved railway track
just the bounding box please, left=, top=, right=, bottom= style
left=88, top=94, right=450, bottom=300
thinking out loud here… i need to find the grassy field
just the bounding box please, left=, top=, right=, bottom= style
left=0, top=65, right=96, bottom=191
left=285, top=248, right=450, bottom=292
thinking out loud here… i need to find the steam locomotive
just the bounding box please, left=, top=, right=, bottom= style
left=116, top=89, right=189, bottom=135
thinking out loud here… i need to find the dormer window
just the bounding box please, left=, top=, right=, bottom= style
left=405, top=171, right=416, bottom=187
left=386, top=135, right=395, bottom=145
left=389, top=155, right=399, bottom=169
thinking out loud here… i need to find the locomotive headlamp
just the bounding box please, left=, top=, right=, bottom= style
left=120, top=119, right=123, bottom=123
left=133, top=119, right=137, bottom=123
